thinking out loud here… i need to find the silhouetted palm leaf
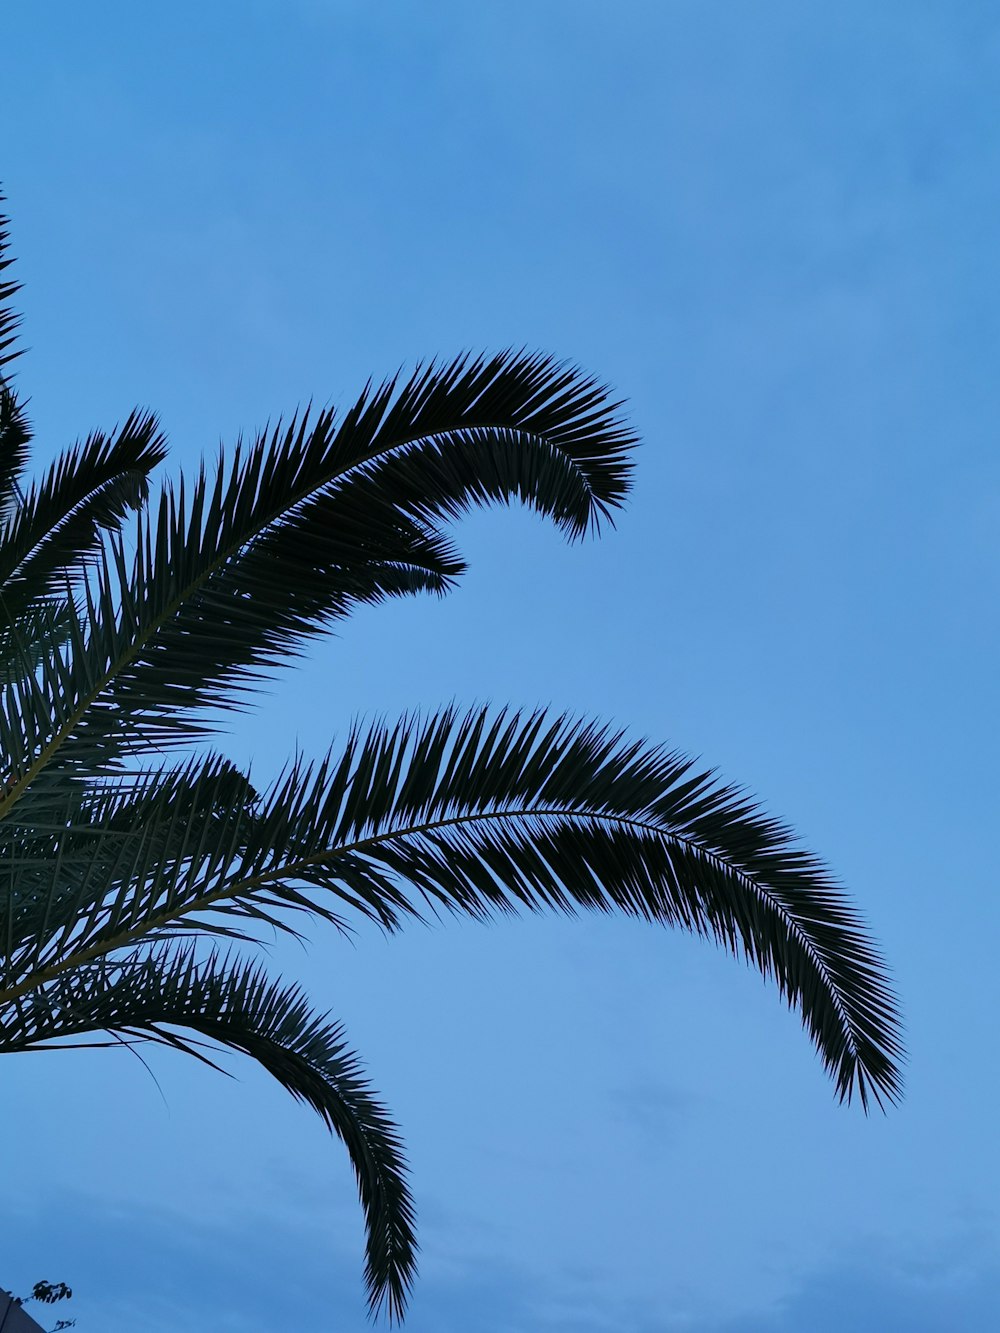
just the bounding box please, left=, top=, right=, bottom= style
left=0, top=195, right=22, bottom=375
left=0, top=944, right=415, bottom=1320
left=0, top=409, right=167, bottom=624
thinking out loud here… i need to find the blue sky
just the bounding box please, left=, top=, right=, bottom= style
left=3, top=2, right=999, bottom=1329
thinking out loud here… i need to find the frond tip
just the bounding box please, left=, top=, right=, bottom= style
left=218, top=707, right=904, bottom=1110
left=0, top=946, right=417, bottom=1321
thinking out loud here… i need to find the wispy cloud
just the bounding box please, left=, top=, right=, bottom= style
left=609, top=1079, right=705, bottom=1149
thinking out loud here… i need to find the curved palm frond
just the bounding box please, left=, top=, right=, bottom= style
left=0, top=352, right=636, bottom=790
left=0, top=409, right=167, bottom=623
left=0, top=943, right=416, bottom=1321
left=243, top=707, right=904, bottom=1110
left=3, top=709, right=902, bottom=1111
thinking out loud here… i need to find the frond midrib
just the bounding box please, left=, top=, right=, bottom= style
left=0, top=802, right=869, bottom=1064
left=0, top=420, right=609, bottom=820
left=1, top=467, right=137, bottom=586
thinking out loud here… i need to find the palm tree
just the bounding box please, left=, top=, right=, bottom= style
left=0, top=194, right=902, bottom=1322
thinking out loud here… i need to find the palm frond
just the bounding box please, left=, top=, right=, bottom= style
left=0, top=193, right=22, bottom=375
left=0, top=754, right=269, bottom=986
left=0, top=384, right=32, bottom=521
left=0, top=944, right=416, bottom=1321
left=243, top=706, right=901, bottom=1110
left=0, top=598, right=72, bottom=688
left=0, top=409, right=167, bottom=623
left=4, top=708, right=902, bottom=1110
left=0, top=352, right=635, bottom=784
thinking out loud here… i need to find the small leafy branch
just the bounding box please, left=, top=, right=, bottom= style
left=2, top=1281, right=76, bottom=1331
